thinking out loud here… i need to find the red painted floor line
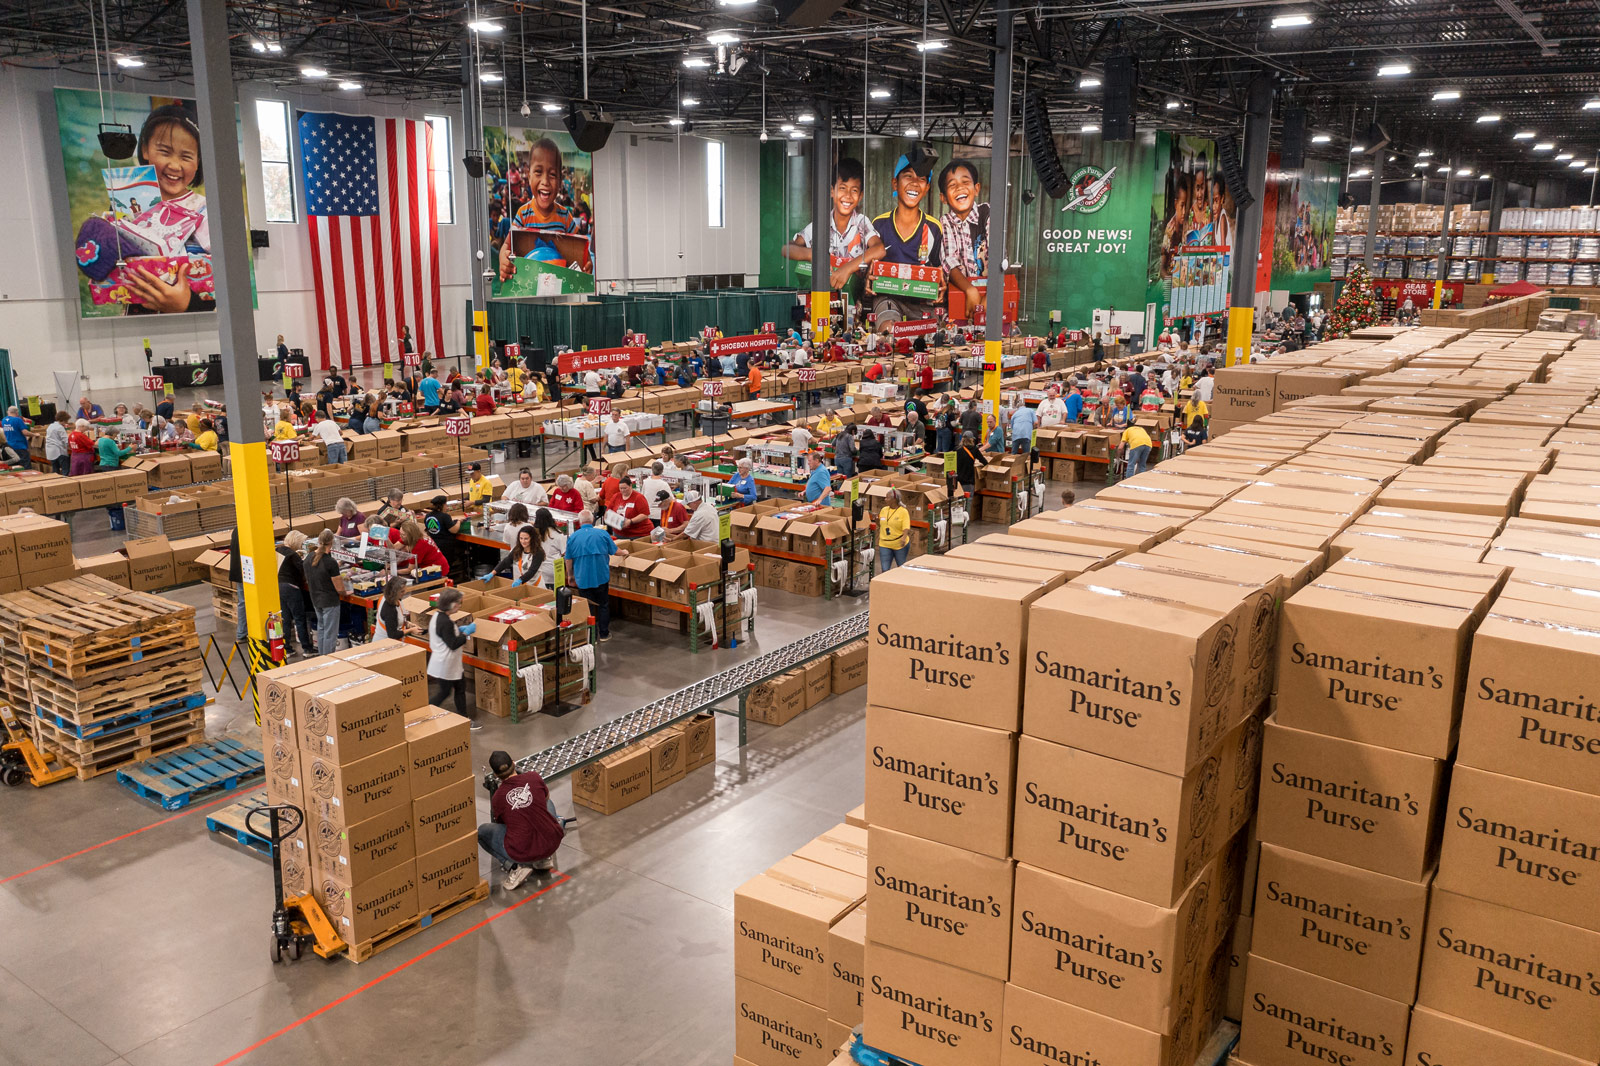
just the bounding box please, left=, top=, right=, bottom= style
left=0, top=785, right=256, bottom=885
left=212, top=873, right=574, bottom=1066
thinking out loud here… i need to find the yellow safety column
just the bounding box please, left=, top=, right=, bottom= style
left=1225, top=307, right=1254, bottom=367
left=1223, top=75, right=1274, bottom=369
left=809, top=102, right=833, bottom=347
left=187, top=0, right=282, bottom=721
left=473, top=309, right=490, bottom=371
left=811, top=290, right=831, bottom=345
left=983, top=342, right=1003, bottom=436
left=983, top=0, right=1014, bottom=439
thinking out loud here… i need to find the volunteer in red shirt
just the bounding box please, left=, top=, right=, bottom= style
left=479, top=750, right=564, bottom=890
left=474, top=389, right=496, bottom=415
left=863, top=361, right=886, bottom=383
left=387, top=518, right=450, bottom=578
left=601, top=463, right=626, bottom=510
left=549, top=473, right=583, bottom=514
left=610, top=478, right=654, bottom=539
left=919, top=361, right=934, bottom=392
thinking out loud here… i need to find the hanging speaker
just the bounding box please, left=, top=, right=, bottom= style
left=1217, top=135, right=1255, bottom=213
left=564, top=108, right=615, bottom=153
left=1280, top=107, right=1306, bottom=170
left=97, top=122, right=137, bottom=160
left=1102, top=55, right=1137, bottom=141
left=1024, top=94, right=1073, bottom=199
left=463, top=150, right=486, bottom=179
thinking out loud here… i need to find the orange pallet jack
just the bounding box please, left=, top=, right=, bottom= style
left=245, top=803, right=346, bottom=962
left=1, top=706, right=74, bottom=788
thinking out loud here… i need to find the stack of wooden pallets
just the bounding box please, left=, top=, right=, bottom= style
left=0, top=576, right=129, bottom=716
left=20, top=590, right=206, bottom=779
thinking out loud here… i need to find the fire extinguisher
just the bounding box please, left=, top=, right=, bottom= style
left=267, top=611, right=286, bottom=663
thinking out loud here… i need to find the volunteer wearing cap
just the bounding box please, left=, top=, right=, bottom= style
left=677, top=490, right=719, bottom=543
left=858, top=153, right=946, bottom=329
left=480, top=750, right=564, bottom=890
left=422, top=495, right=466, bottom=576
left=657, top=490, right=690, bottom=539
left=466, top=463, right=495, bottom=509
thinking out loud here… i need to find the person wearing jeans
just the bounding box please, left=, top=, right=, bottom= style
left=877, top=489, right=911, bottom=573
left=564, top=509, right=626, bottom=641
left=276, top=531, right=314, bottom=656
left=426, top=587, right=479, bottom=729
left=1121, top=423, right=1154, bottom=479
left=304, top=530, right=346, bottom=653
left=478, top=750, right=565, bottom=890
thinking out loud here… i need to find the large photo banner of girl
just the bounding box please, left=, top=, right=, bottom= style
left=484, top=124, right=595, bottom=298
left=55, top=88, right=255, bottom=319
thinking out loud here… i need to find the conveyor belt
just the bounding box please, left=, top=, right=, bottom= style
left=517, top=609, right=869, bottom=780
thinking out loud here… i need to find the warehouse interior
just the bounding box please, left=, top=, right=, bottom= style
left=2, top=2, right=1600, bottom=1065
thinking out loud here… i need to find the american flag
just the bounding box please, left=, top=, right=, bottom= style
left=298, top=113, right=444, bottom=369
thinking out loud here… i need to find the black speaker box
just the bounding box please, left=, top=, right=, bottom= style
left=1024, top=94, right=1074, bottom=199
left=564, top=110, right=615, bottom=153
left=773, top=0, right=849, bottom=28
left=250, top=229, right=270, bottom=249
left=1280, top=107, right=1305, bottom=169
left=1103, top=55, right=1138, bottom=141
left=1217, top=135, right=1255, bottom=213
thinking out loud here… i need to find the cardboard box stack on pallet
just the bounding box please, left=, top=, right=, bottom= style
left=11, top=579, right=206, bottom=781
left=732, top=501, right=854, bottom=598
left=570, top=711, right=716, bottom=816
left=258, top=643, right=487, bottom=961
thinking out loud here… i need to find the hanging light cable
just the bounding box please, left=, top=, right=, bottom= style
left=919, top=0, right=928, bottom=137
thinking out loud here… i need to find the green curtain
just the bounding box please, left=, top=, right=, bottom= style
left=484, top=288, right=806, bottom=347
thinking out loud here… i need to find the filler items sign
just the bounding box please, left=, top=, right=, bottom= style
left=557, top=346, right=646, bottom=374
left=486, top=125, right=596, bottom=298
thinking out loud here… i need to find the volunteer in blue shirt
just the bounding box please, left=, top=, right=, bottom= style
left=564, top=510, right=628, bottom=642
left=729, top=458, right=758, bottom=505
left=1064, top=388, right=1085, bottom=424
left=2, top=407, right=30, bottom=468
left=1009, top=402, right=1037, bottom=455
left=418, top=371, right=444, bottom=413
left=987, top=413, right=1007, bottom=453
left=802, top=452, right=833, bottom=506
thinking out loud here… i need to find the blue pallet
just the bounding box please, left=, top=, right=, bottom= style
left=116, top=738, right=265, bottom=810
left=205, top=792, right=275, bottom=857
left=34, top=692, right=206, bottom=740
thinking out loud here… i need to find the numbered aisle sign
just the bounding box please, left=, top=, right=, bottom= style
left=587, top=397, right=612, bottom=416
left=796, top=367, right=818, bottom=383
left=268, top=439, right=301, bottom=465
left=403, top=353, right=422, bottom=368
left=504, top=342, right=521, bottom=363
left=913, top=353, right=930, bottom=368
left=1109, top=325, right=1123, bottom=336
left=444, top=416, right=472, bottom=438
left=142, top=375, right=163, bottom=392
left=968, top=342, right=984, bottom=359
left=1070, top=330, right=1086, bottom=342
left=285, top=362, right=305, bottom=378
left=700, top=379, right=725, bottom=399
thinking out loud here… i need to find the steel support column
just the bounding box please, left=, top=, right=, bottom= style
left=811, top=103, right=833, bottom=343
left=982, top=0, right=1013, bottom=435
left=1484, top=177, right=1507, bottom=283
left=1434, top=167, right=1456, bottom=308
left=186, top=0, right=281, bottom=715
left=1224, top=75, right=1273, bottom=367
left=464, top=36, right=490, bottom=367
left=1363, top=148, right=1385, bottom=275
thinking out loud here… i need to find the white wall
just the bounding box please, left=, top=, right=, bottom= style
left=0, top=66, right=761, bottom=397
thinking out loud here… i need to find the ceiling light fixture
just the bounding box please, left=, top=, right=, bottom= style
left=1437, top=165, right=1451, bottom=172
left=116, top=56, right=144, bottom=68
left=780, top=123, right=794, bottom=132
left=790, top=129, right=806, bottom=139
left=682, top=56, right=709, bottom=68
left=1586, top=167, right=1599, bottom=175
left=1312, top=134, right=1331, bottom=143
left=904, top=126, right=919, bottom=137
left=681, top=96, right=699, bottom=106
left=870, top=88, right=892, bottom=99
left=1377, top=63, right=1411, bottom=77
left=1569, top=160, right=1587, bottom=169
left=301, top=66, right=328, bottom=78
left=916, top=39, right=947, bottom=51
left=718, top=0, right=758, bottom=5
left=1556, top=152, right=1574, bottom=160
left=1584, top=101, right=1600, bottom=111
left=267, top=41, right=282, bottom=53
left=1271, top=13, right=1313, bottom=28
left=1413, top=161, right=1429, bottom=169
left=1165, top=99, right=1181, bottom=110
left=542, top=102, right=561, bottom=112
left=1079, top=76, right=1101, bottom=89
left=668, top=117, right=684, bottom=126
left=1455, top=168, right=1472, bottom=176
left=705, top=31, right=740, bottom=45
left=1082, top=124, right=1100, bottom=133
left=1431, top=90, right=1461, bottom=101
left=1418, top=149, right=1433, bottom=158
left=1533, top=142, right=1554, bottom=151
left=798, top=112, right=814, bottom=123
left=1513, top=131, right=1536, bottom=140
left=250, top=40, right=267, bottom=53
left=479, top=71, right=503, bottom=83
left=1476, top=113, right=1501, bottom=123
left=467, top=19, right=503, bottom=32
left=1479, top=173, right=1491, bottom=180
left=338, top=80, right=361, bottom=91
left=1350, top=145, right=1365, bottom=153
left=1351, top=168, right=1371, bottom=177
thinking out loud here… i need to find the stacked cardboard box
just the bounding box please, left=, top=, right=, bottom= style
left=1234, top=553, right=1508, bottom=1066
left=733, top=823, right=869, bottom=1066
left=571, top=712, right=716, bottom=815
left=1407, top=560, right=1600, bottom=1065
left=258, top=644, right=485, bottom=957
left=746, top=642, right=866, bottom=727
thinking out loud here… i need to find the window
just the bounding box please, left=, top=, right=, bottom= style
left=427, top=115, right=455, bottom=224
left=706, top=139, right=726, bottom=228
left=255, top=99, right=296, bottom=223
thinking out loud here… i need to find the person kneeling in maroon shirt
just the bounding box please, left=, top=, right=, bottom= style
left=479, top=750, right=565, bottom=890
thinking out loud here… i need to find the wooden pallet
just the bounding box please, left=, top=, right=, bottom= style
left=203, top=790, right=273, bottom=855
left=30, top=660, right=204, bottom=726
left=34, top=691, right=206, bottom=740
left=21, top=593, right=199, bottom=679
left=33, top=705, right=205, bottom=758
left=27, top=640, right=201, bottom=690
left=341, top=879, right=490, bottom=963
left=37, top=718, right=207, bottom=780
left=117, top=737, right=262, bottom=809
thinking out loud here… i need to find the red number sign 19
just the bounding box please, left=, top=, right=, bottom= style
left=444, top=416, right=472, bottom=438
left=587, top=397, right=612, bottom=416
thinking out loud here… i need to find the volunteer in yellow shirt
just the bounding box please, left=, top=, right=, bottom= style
left=192, top=418, right=220, bottom=452
left=466, top=462, right=495, bottom=510
left=272, top=409, right=298, bottom=440
left=1121, top=424, right=1153, bottom=478
left=1182, top=396, right=1208, bottom=425
left=877, top=488, right=912, bottom=573
left=507, top=364, right=527, bottom=393
left=815, top=410, right=843, bottom=438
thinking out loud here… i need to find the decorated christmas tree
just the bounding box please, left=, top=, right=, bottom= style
left=1326, top=264, right=1380, bottom=338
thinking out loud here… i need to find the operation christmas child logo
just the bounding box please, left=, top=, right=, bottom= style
left=1062, top=165, right=1116, bottom=214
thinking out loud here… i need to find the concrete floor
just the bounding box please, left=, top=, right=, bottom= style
left=0, top=470, right=1109, bottom=1066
